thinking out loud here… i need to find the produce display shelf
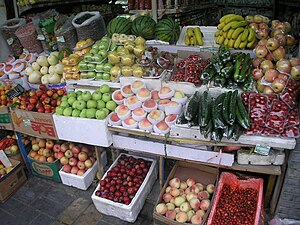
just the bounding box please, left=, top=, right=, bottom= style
left=217, top=3, right=273, bottom=9
left=108, top=126, right=296, bottom=150
left=66, top=80, right=121, bottom=90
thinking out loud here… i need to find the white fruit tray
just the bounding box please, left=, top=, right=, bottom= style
left=59, top=160, right=98, bottom=190
left=237, top=149, right=285, bottom=165
left=91, top=153, right=158, bottom=222
left=176, top=26, right=218, bottom=47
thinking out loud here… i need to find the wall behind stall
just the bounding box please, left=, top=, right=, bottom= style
left=0, top=0, right=11, bottom=62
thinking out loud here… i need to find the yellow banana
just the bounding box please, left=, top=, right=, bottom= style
left=247, top=27, right=255, bottom=42
left=187, top=28, right=194, bottom=37
left=215, top=30, right=220, bottom=37
left=239, top=40, right=247, bottom=49
left=216, top=36, right=220, bottom=44
left=247, top=38, right=256, bottom=48
left=228, top=39, right=235, bottom=48
left=224, top=38, right=229, bottom=46
left=217, top=22, right=226, bottom=30
left=230, top=20, right=248, bottom=29
left=190, top=37, right=196, bottom=46
left=223, top=21, right=237, bottom=32
left=185, top=35, right=190, bottom=45
left=222, top=31, right=228, bottom=39
left=225, top=15, right=244, bottom=24
left=234, top=33, right=243, bottom=49
left=218, top=36, right=225, bottom=45
left=241, top=28, right=249, bottom=42
left=227, top=28, right=235, bottom=39
left=220, top=14, right=236, bottom=23
left=219, top=30, right=224, bottom=36
left=194, top=27, right=203, bottom=46
left=232, top=27, right=244, bottom=39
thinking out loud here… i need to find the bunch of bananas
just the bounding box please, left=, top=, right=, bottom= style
left=184, top=27, right=203, bottom=46
left=215, top=14, right=256, bottom=49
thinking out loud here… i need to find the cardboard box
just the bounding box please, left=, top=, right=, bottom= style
left=153, top=161, right=218, bottom=225
left=0, top=106, right=14, bottom=130
left=59, top=160, right=98, bottom=190
left=92, top=153, right=158, bottom=222
left=0, top=158, right=27, bottom=203
left=53, top=115, right=112, bottom=147
left=10, top=109, right=58, bottom=139
left=28, top=156, right=61, bottom=182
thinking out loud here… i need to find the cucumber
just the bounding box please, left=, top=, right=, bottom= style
left=177, top=112, right=188, bottom=124
left=233, top=122, right=244, bottom=141
left=200, top=91, right=210, bottom=127
left=236, top=95, right=250, bottom=129
left=226, top=124, right=234, bottom=139
left=228, top=90, right=238, bottom=125
left=211, top=128, right=223, bottom=142
left=200, top=119, right=213, bottom=139
left=185, top=91, right=201, bottom=121
left=222, top=91, right=231, bottom=124
left=198, top=94, right=203, bottom=126
left=212, top=93, right=226, bottom=129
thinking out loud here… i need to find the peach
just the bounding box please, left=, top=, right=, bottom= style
left=139, top=118, right=153, bottom=130
left=185, top=187, right=191, bottom=194
left=166, top=210, right=176, bottom=220
left=194, top=183, right=204, bottom=192
left=200, top=199, right=210, bottom=211
left=121, top=85, right=133, bottom=95
left=143, top=99, right=157, bottom=110
left=179, top=189, right=185, bottom=196
left=176, top=212, right=188, bottom=223
left=191, top=214, right=202, bottom=224
left=187, top=178, right=196, bottom=187
left=166, top=203, right=175, bottom=210
left=189, top=198, right=200, bottom=211
left=148, top=109, right=163, bottom=121
left=170, top=197, right=175, bottom=205
left=156, top=121, right=169, bottom=131
left=198, top=191, right=210, bottom=200
left=116, top=104, right=129, bottom=115
left=132, top=80, right=144, bottom=89
left=126, top=96, right=139, bottom=105
left=180, top=202, right=191, bottom=212
left=174, top=208, right=181, bottom=214
left=156, top=203, right=167, bottom=215
left=167, top=101, right=178, bottom=106
left=186, top=192, right=198, bottom=202
left=160, top=87, right=172, bottom=94
left=151, top=90, right=160, bottom=100
left=165, top=186, right=172, bottom=193
left=206, top=184, right=215, bottom=194
left=163, top=193, right=173, bottom=203
left=124, top=117, right=137, bottom=125
left=110, top=113, right=121, bottom=122
left=137, top=87, right=150, bottom=97
left=169, top=178, right=181, bottom=189
left=170, top=188, right=180, bottom=197
left=196, top=209, right=206, bottom=218
left=113, top=91, right=124, bottom=101
left=174, top=196, right=185, bottom=207
left=166, top=114, right=177, bottom=123
left=159, top=99, right=170, bottom=105
left=181, top=194, right=187, bottom=201
left=187, top=210, right=195, bottom=222
left=133, top=107, right=146, bottom=116
left=174, top=90, right=185, bottom=99
left=191, top=184, right=202, bottom=194
left=38, top=156, right=47, bottom=162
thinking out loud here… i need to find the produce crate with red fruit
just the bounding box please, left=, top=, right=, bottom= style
left=0, top=158, right=27, bottom=203
left=27, top=138, right=62, bottom=182
left=153, top=161, right=218, bottom=225
left=207, top=172, right=263, bottom=225
left=92, top=153, right=158, bottom=222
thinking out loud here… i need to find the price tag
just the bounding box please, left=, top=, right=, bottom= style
left=254, top=144, right=270, bottom=156
left=7, top=38, right=14, bottom=46
left=56, top=36, right=65, bottom=43
left=23, top=119, right=32, bottom=127
left=0, top=151, right=12, bottom=168
left=37, top=34, right=45, bottom=40
left=7, top=84, right=25, bottom=100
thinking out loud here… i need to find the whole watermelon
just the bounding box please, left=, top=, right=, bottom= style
left=155, top=18, right=180, bottom=44
left=107, top=17, right=132, bottom=38
left=131, top=16, right=156, bottom=40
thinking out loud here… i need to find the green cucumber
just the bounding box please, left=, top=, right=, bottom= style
left=212, top=93, right=226, bottom=129
left=200, top=119, right=213, bottom=139
left=233, top=122, right=244, bottom=141
left=226, top=124, right=234, bottom=140
left=200, top=91, right=210, bottom=127
left=185, top=91, right=201, bottom=121
left=222, top=91, right=231, bottom=124
left=228, top=90, right=238, bottom=125
left=236, top=95, right=250, bottom=129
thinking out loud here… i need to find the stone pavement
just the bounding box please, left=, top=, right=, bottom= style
left=0, top=173, right=160, bottom=225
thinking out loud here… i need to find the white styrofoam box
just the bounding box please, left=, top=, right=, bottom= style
left=112, top=134, right=234, bottom=166
left=176, top=26, right=218, bottom=47
left=59, top=160, right=98, bottom=190
left=119, top=77, right=162, bottom=91
left=91, top=153, right=158, bottom=222
left=53, top=115, right=112, bottom=147
left=237, top=149, right=285, bottom=165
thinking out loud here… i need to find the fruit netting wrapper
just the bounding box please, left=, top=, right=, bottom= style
left=207, top=172, right=264, bottom=225
left=55, top=15, right=78, bottom=51
left=72, top=11, right=106, bottom=41
left=279, top=78, right=300, bottom=109
left=265, top=99, right=289, bottom=133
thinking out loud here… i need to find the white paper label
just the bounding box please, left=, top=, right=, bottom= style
left=0, top=151, right=12, bottom=168
left=7, top=38, right=13, bottom=45
left=56, top=36, right=65, bottom=43
left=37, top=35, right=45, bottom=41
left=254, top=144, right=270, bottom=156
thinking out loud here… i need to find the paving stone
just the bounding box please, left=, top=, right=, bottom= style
left=1, top=197, right=27, bottom=214
left=100, top=213, right=130, bottom=225
left=96, top=221, right=113, bottom=225
left=29, top=213, right=55, bottom=225
left=73, top=204, right=102, bottom=225
left=140, top=201, right=155, bottom=219
left=146, top=180, right=160, bottom=205
left=51, top=220, right=67, bottom=225
left=14, top=206, right=40, bottom=225
left=0, top=208, right=15, bottom=225
left=140, top=218, right=153, bottom=225
left=43, top=186, right=76, bottom=207
left=58, top=197, right=91, bottom=225
left=31, top=196, right=65, bottom=218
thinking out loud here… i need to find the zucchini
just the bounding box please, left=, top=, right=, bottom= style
left=212, top=93, right=226, bottom=129
left=228, top=90, right=238, bottom=125
left=185, top=91, right=201, bottom=121
left=222, top=91, right=231, bottom=124
left=236, top=95, right=250, bottom=129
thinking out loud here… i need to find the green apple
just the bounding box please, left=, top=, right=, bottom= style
left=72, top=100, right=78, bottom=109
left=95, top=109, right=107, bottom=120
left=99, top=84, right=110, bottom=93
left=84, top=53, right=92, bottom=62
left=87, top=99, right=97, bottom=109
left=117, top=46, right=124, bottom=52
left=82, top=91, right=92, bottom=101
left=72, top=109, right=81, bottom=117
left=56, top=106, right=64, bottom=115
left=89, top=49, right=98, bottom=55
left=96, top=73, right=103, bottom=80
left=87, top=71, right=96, bottom=78
left=101, top=36, right=110, bottom=43
left=102, top=73, right=110, bottom=81
left=68, top=91, right=76, bottom=98
left=97, top=100, right=106, bottom=109
left=95, top=64, right=104, bottom=71
left=60, top=101, right=69, bottom=108
left=63, top=107, right=73, bottom=116
left=86, top=108, right=96, bottom=118
left=102, top=93, right=111, bottom=102
left=98, top=50, right=108, bottom=58
left=103, top=63, right=112, bottom=72
left=80, top=109, right=87, bottom=118
left=92, top=54, right=103, bottom=62
left=92, top=91, right=102, bottom=101
left=98, top=42, right=109, bottom=51
left=61, top=96, right=68, bottom=102
left=87, top=63, right=96, bottom=70
left=102, top=108, right=110, bottom=116
left=67, top=96, right=76, bottom=105
left=78, top=61, right=88, bottom=70
left=76, top=100, right=87, bottom=110
left=106, top=100, right=117, bottom=111
left=77, top=95, right=83, bottom=101
left=110, top=43, right=117, bottom=51
left=76, top=90, right=83, bottom=97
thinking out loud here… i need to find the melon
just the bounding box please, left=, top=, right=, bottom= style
left=107, top=17, right=132, bottom=38
left=131, top=16, right=156, bottom=40
left=155, top=18, right=180, bottom=44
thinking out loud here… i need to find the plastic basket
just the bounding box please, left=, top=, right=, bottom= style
left=15, top=22, right=43, bottom=53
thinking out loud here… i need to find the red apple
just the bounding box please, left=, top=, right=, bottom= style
left=259, top=22, right=269, bottom=30
left=63, top=165, right=72, bottom=173
left=291, top=66, right=300, bottom=80
left=252, top=58, right=264, bottom=68
left=272, top=78, right=286, bottom=93
left=274, top=33, right=286, bottom=46
left=278, top=73, right=289, bottom=81
left=45, top=140, right=54, bottom=150
left=276, top=59, right=291, bottom=73
left=266, top=38, right=279, bottom=51
left=255, top=45, right=268, bottom=58
left=272, top=46, right=286, bottom=61
left=258, top=39, right=267, bottom=46
left=263, top=86, right=275, bottom=95
left=69, top=157, right=78, bottom=167
left=265, top=53, right=274, bottom=61
left=260, top=60, right=274, bottom=73
left=264, top=69, right=279, bottom=82
left=53, top=144, right=61, bottom=153
left=256, top=29, right=269, bottom=40
left=290, top=58, right=300, bottom=67
left=256, top=79, right=266, bottom=92
left=249, top=23, right=259, bottom=32
left=71, top=146, right=81, bottom=154
left=286, top=34, right=296, bottom=46
left=60, top=143, right=69, bottom=153
left=78, top=152, right=88, bottom=162
left=252, top=68, right=264, bottom=80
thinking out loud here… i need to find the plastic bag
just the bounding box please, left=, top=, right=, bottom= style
left=72, top=11, right=106, bottom=41
left=269, top=216, right=300, bottom=225
left=0, top=18, right=26, bottom=57
left=55, top=15, right=78, bottom=51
